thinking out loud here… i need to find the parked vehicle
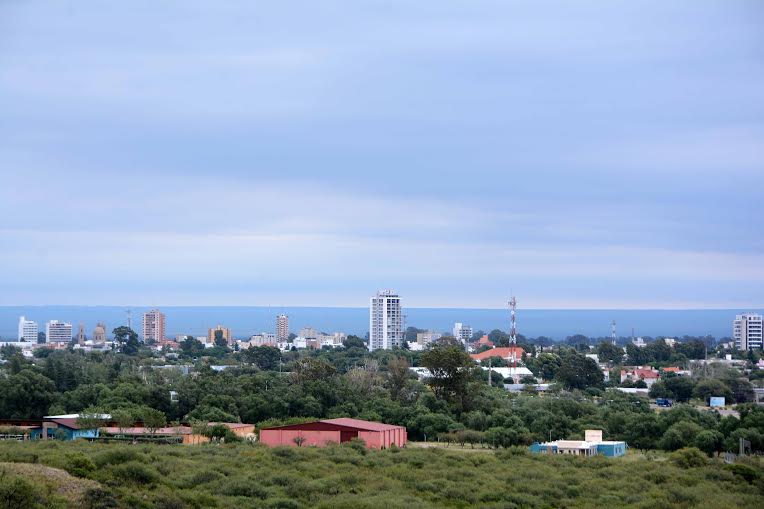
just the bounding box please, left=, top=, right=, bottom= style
left=656, top=398, right=673, bottom=407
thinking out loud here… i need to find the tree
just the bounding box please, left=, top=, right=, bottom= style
left=659, top=421, right=702, bottom=451
left=112, top=326, right=140, bottom=355
left=625, top=343, right=649, bottom=365
left=565, top=334, right=590, bottom=351
left=528, top=353, right=561, bottom=381
left=650, top=375, right=695, bottom=403
left=291, top=358, right=336, bottom=384
left=141, top=408, right=167, bottom=436
left=694, top=430, right=724, bottom=457
left=112, top=408, right=136, bottom=435
left=693, top=379, right=732, bottom=404
left=386, top=357, right=411, bottom=401
left=214, top=329, right=227, bottom=348
left=0, top=370, right=57, bottom=419
left=488, top=329, right=510, bottom=347
left=76, top=409, right=108, bottom=431
left=241, top=346, right=281, bottom=371
left=663, top=376, right=695, bottom=402
left=420, top=344, right=475, bottom=407
left=555, top=353, right=603, bottom=390
left=404, top=327, right=425, bottom=342
left=342, top=336, right=366, bottom=349
left=596, top=341, right=624, bottom=365
left=180, top=336, right=205, bottom=358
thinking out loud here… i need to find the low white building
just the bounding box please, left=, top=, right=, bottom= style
left=632, top=337, right=647, bottom=348
left=482, top=366, right=534, bottom=383
left=409, top=367, right=432, bottom=380
left=416, top=331, right=442, bottom=346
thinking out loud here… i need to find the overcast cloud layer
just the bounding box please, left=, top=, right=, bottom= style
left=1, top=1, right=763, bottom=308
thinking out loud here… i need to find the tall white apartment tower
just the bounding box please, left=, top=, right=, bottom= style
left=369, top=290, right=403, bottom=351
left=453, top=322, right=473, bottom=345
left=734, top=313, right=763, bottom=350
left=46, top=320, right=73, bottom=343
left=18, top=316, right=38, bottom=342
left=142, top=309, right=166, bottom=343
left=276, top=314, right=289, bottom=342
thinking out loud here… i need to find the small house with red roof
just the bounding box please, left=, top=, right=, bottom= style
left=620, top=367, right=660, bottom=388
left=470, top=347, right=524, bottom=363
left=259, top=418, right=406, bottom=449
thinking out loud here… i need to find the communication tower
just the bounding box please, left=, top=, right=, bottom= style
left=509, top=296, right=517, bottom=345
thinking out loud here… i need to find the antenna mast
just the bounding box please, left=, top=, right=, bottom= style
left=509, top=295, right=518, bottom=375
left=611, top=320, right=617, bottom=345
left=127, top=308, right=132, bottom=330
left=509, top=296, right=517, bottom=345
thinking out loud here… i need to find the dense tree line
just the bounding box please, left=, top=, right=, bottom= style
left=0, top=334, right=762, bottom=455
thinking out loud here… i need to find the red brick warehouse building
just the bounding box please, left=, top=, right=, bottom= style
left=260, top=418, right=407, bottom=449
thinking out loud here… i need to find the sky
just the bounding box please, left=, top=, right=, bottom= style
left=0, top=1, right=763, bottom=309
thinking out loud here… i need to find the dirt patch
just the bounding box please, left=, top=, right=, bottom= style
left=0, top=461, right=101, bottom=507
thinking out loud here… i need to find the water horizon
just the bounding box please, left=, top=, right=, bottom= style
left=2, top=305, right=756, bottom=341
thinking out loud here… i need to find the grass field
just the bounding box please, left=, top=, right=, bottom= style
left=0, top=441, right=761, bottom=509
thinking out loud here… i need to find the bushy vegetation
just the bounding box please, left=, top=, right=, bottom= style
left=0, top=440, right=761, bottom=508
left=1, top=336, right=763, bottom=456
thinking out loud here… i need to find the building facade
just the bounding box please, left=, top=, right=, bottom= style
left=207, top=325, right=232, bottom=345
left=92, top=322, right=107, bottom=343
left=453, top=322, right=473, bottom=345
left=142, top=309, right=166, bottom=343
left=260, top=418, right=406, bottom=449
left=734, top=313, right=763, bottom=350
left=369, top=290, right=403, bottom=351
left=17, top=316, right=38, bottom=342
left=276, top=314, right=289, bottom=342
left=416, top=330, right=442, bottom=346
left=46, top=320, right=73, bottom=343
left=298, top=327, right=319, bottom=340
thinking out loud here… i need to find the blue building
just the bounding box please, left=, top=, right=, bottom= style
left=23, top=415, right=101, bottom=441
left=529, top=429, right=626, bottom=457
left=596, top=441, right=627, bottom=457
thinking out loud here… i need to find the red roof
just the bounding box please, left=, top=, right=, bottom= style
left=470, top=347, right=524, bottom=361
left=49, top=418, right=82, bottom=429
left=622, top=368, right=659, bottom=379
left=661, top=367, right=681, bottom=372
left=262, top=418, right=405, bottom=432
left=321, top=418, right=403, bottom=432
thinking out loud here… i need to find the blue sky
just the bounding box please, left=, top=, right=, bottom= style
left=0, top=1, right=762, bottom=308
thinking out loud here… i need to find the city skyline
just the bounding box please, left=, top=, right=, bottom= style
left=1, top=1, right=763, bottom=309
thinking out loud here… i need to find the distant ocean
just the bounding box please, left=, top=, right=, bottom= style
left=0, top=306, right=756, bottom=341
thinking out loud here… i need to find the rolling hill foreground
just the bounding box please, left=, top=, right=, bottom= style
left=0, top=441, right=761, bottom=508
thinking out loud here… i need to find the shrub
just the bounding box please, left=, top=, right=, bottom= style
left=0, top=476, right=43, bottom=509
left=64, top=453, right=97, bottom=478
left=669, top=448, right=708, bottom=468
left=343, top=438, right=368, bottom=454
left=84, top=487, right=119, bottom=509
left=94, top=448, right=143, bottom=467
left=111, top=461, right=159, bottom=485
left=188, top=469, right=223, bottom=485
left=269, top=499, right=300, bottom=509
left=724, top=464, right=759, bottom=484
left=221, top=479, right=268, bottom=498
